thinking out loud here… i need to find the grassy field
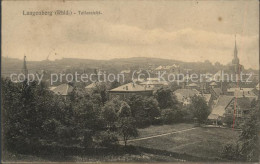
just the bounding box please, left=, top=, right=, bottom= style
left=129, top=123, right=240, bottom=160
left=3, top=123, right=240, bottom=162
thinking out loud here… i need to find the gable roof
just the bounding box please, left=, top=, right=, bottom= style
left=210, top=82, right=218, bottom=86
left=210, top=95, right=234, bottom=117
left=85, top=82, right=105, bottom=89
left=173, top=89, right=199, bottom=102
left=52, top=83, right=74, bottom=96
left=85, top=82, right=97, bottom=89
left=109, top=83, right=153, bottom=92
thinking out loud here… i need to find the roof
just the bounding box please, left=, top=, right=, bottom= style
left=209, top=70, right=230, bottom=81
left=228, top=88, right=254, bottom=92
left=49, top=86, right=57, bottom=91
left=200, top=94, right=211, bottom=103
left=227, top=88, right=257, bottom=97
left=120, top=70, right=131, bottom=74
left=208, top=114, right=219, bottom=120
left=173, top=89, right=200, bottom=102
left=147, top=78, right=161, bottom=81
left=85, top=82, right=105, bottom=89
left=187, top=83, right=198, bottom=87
left=210, top=82, right=218, bottom=86
left=140, top=81, right=168, bottom=86
left=155, top=65, right=177, bottom=70
left=212, top=88, right=222, bottom=96
left=210, top=95, right=234, bottom=117
left=236, top=97, right=257, bottom=109
left=51, top=83, right=74, bottom=96
left=109, top=83, right=154, bottom=92
left=132, top=78, right=145, bottom=83
left=85, top=82, right=97, bottom=89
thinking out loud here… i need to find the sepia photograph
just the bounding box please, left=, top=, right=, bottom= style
left=1, top=0, right=259, bottom=163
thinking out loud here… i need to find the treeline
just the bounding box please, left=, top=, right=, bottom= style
left=221, top=100, right=260, bottom=162
left=2, top=78, right=210, bottom=154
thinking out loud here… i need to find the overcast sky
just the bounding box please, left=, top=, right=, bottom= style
left=2, top=0, right=259, bottom=69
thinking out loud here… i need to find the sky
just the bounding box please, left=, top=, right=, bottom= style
left=2, top=0, right=259, bottom=69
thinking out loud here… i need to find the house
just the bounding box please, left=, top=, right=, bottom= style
left=140, top=80, right=168, bottom=89
left=227, top=87, right=257, bottom=98
left=209, top=81, right=218, bottom=88
left=108, top=82, right=154, bottom=100
left=173, top=88, right=212, bottom=106
left=154, top=65, right=179, bottom=74
left=173, top=89, right=200, bottom=106
left=186, top=83, right=198, bottom=90
left=120, top=70, right=131, bottom=74
left=209, top=87, right=222, bottom=100
left=85, top=82, right=105, bottom=92
left=224, top=97, right=256, bottom=118
left=208, top=95, right=256, bottom=125
left=51, top=83, right=74, bottom=96
left=208, top=95, right=234, bottom=125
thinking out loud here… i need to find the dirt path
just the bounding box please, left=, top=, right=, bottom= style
left=121, top=127, right=197, bottom=143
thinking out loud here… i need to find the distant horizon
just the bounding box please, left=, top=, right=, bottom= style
left=3, top=55, right=259, bottom=71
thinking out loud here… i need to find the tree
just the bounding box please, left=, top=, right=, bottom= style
left=221, top=142, right=240, bottom=160
left=143, top=97, right=160, bottom=120
left=189, top=95, right=210, bottom=124
left=161, top=108, right=184, bottom=124
left=118, top=101, right=131, bottom=118
left=127, top=95, right=160, bottom=127
left=110, top=81, right=121, bottom=89
left=221, top=100, right=260, bottom=162
left=127, top=95, right=145, bottom=117
left=238, top=101, right=260, bottom=162
left=2, top=79, right=62, bottom=151
left=155, top=88, right=179, bottom=109
left=101, top=101, right=118, bottom=129
left=118, top=117, right=138, bottom=147
left=92, top=83, right=108, bottom=106
left=222, top=115, right=234, bottom=127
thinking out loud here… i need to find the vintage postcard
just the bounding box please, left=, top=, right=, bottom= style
left=1, top=0, right=259, bottom=163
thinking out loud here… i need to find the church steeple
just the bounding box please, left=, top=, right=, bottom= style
left=22, top=55, right=28, bottom=77
left=234, top=35, right=238, bottom=58
left=232, top=35, right=239, bottom=65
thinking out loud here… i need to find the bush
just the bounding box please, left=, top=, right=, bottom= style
left=135, top=117, right=151, bottom=128
left=161, top=109, right=184, bottom=124
left=221, top=143, right=241, bottom=160
left=223, top=115, right=233, bottom=127
left=96, top=131, right=119, bottom=148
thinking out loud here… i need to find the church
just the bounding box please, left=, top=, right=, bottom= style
left=230, top=36, right=244, bottom=75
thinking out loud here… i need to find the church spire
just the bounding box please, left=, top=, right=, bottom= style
left=22, top=55, right=28, bottom=77
left=234, top=35, right=238, bottom=58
